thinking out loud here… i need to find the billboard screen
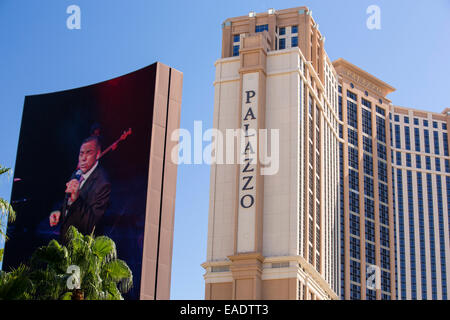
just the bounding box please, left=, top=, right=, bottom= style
left=2, top=62, right=182, bottom=300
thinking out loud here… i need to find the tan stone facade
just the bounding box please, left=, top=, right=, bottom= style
left=205, top=6, right=449, bottom=300
left=140, top=63, right=183, bottom=300
left=333, top=58, right=396, bottom=300
left=204, top=7, right=340, bottom=300
left=389, top=105, right=450, bottom=300
left=334, top=59, right=450, bottom=300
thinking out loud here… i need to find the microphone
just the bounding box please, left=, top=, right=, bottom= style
left=62, top=169, right=84, bottom=219
left=65, top=169, right=83, bottom=197
left=11, top=198, right=30, bottom=204
left=74, top=169, right=83, bottom=181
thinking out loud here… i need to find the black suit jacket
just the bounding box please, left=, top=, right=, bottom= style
left=60, top=165, right=111, bottom=243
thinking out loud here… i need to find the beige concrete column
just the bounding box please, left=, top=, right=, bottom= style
left=267, top=13, right=277, bottom=51
left=222, top=23, right=232, bottom=58
left=385, top=111, right=396, bottom=300
left=230, top=32, right=269, bottom=300
left=318, top=38, right=325, bottom=84
left=311, top=24, right=317, bottom=71
left=311, top=91, right=317, bottom=269
left=356, top=91, right=366, bottom=300
left=371, top=102, right=381, bottom=301
left=341, top=83, right=351, bottom=300
left=248, top=16, right=256, bottom=39
left=229, top=253, right=264, bottom=299
left=298, top=12, right=311, bottom=62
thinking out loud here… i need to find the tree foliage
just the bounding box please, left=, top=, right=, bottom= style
left=0, top=165, right=16, bottom=243
left=0, top=226, right=132, bottom=300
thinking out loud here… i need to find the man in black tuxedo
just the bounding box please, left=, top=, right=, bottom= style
left=49, top=136, right=111, bottom=243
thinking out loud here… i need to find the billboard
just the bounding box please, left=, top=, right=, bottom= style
left=2, top=62, right=182, bottom=300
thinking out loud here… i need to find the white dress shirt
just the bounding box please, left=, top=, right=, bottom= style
left=79, top=161, right=98, bottom=189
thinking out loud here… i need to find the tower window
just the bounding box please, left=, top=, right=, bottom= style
left=255, top=24, right=268, bottom=33
left=232, top=45, right=240, bottom=57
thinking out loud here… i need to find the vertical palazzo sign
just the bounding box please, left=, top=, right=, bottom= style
left=237, top=72, right=259, bottom=253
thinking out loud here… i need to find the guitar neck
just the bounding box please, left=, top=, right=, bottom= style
left=99, top=138, right=120, bottom=159
left=98, top=129, right=131, bottom=160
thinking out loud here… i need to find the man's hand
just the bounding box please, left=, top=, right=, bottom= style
left=49, top=210, right=61, bottom=227
left=65, top=179, right=81, bottom=203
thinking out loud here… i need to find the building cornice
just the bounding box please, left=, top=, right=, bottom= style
left=333, top=58, right=395, bottom=97
left=223, top=6, right=309, bottom=24
left=392, top=104, right=450, bottom=120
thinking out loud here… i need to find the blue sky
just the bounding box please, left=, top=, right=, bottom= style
left=0, top=0, right=449, bottom=299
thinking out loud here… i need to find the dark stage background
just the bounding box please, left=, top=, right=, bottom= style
left=3, top=63, right=158, bottom=300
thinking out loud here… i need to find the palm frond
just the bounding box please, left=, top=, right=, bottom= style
left=65, top=225, right=85, bottom=244
left=30, top=240, right=69, bottom=273
left=60, top=291, right=72, bottom=300
left=0, top=226, right=133, bottom=300
left=0, top=198, right=15, bottom=223
left=0, top=166, right=11, bottom=176
left=101, top=259, right=133, bottom=294
left=92, top=235, right=117, bottom=263
left=29, top=268, right=66, bottom=300
left=0, top=166, right=15, bottom=223
left=102, top=281, right=123, bottom=300
left=0, top=229, right=7, bottom=242
left=0, top=264, right=34, bottom=300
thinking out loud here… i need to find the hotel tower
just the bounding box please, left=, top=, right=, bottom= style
left=389, top=106, right=449, bottom=300
left=336, top=58, right=450, bottom=300
left=334, top=58, right=397, bottom=300
left=202, top=7, right=340, bottom=300
left=203, top=6, right=450, bottom=300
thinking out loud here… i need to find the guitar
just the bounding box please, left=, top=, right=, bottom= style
left=99, top=128, right=132, bottom=160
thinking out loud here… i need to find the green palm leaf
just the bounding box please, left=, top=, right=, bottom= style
left=29, top=269, right=66, bottom=300
left=101, top=259, right=133, bottom=294
left=0, top=165, right=16, bottom=242
left=0, top=166, right=15, bottom=224
left=0, top=166, right=10, bottom=176
left=0, top=225, right=133, bottom=300
left=30, top=240, right=69, bottom=273
left=92, top=236, right=117, bottom=262
left=102, top=281, right=123, bottom=300
left=60, top=291, right=72, bottom=300
left=0, top=198, right=15, bottom=223
left=0, top=265, right=34, bottom=300
left=65, top=225, right=84, bottom=244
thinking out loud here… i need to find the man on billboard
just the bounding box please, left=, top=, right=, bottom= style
left=49, top=136, right=111, bottom=242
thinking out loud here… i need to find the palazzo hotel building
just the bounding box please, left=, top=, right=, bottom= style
left=202, top=6, right=450, bottom=300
